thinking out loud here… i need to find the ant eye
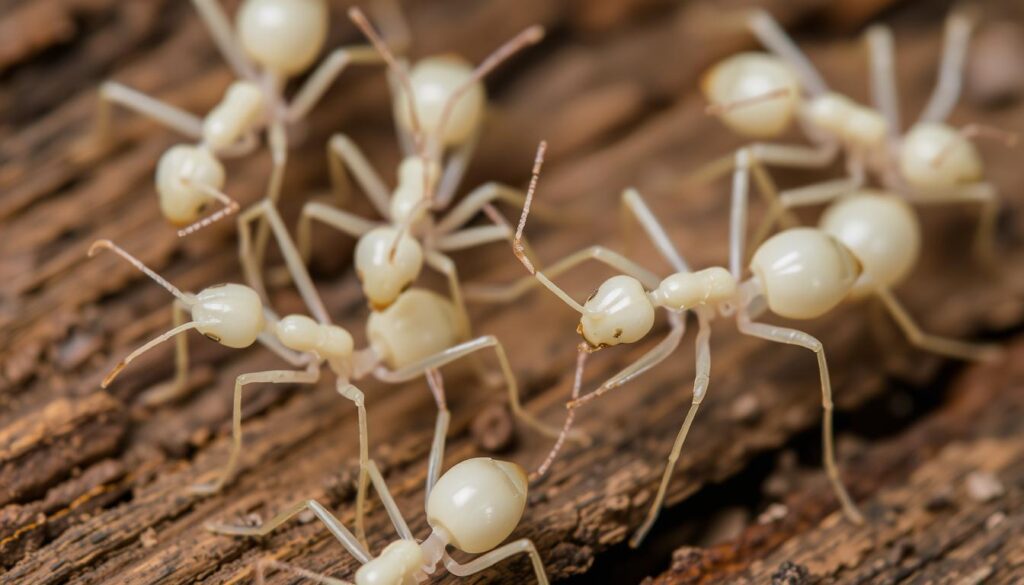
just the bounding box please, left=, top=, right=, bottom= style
left=196, top=202, right=209, bottom=214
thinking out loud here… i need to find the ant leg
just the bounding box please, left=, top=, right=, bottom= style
left=206, top=499, right=371, bottom=565
left=250, top=123, right=288, bottom=283
left=190, top=363, right=320, bottom=495
left=444, top=539, right=549, bottom=585
left=919, top=11, right=974, bottom=124
left=238, top=200, right=331, bottom=324
left=423, top=369, right=451, bottom=501
left=435, top=182, right=528, bottom=234
left=746, top=9, right=829, bottom=96
left=531, top=343, right=589, bottom=481
left=90, top=82, right=202, bottom=151
left=425, top=251, right=471, bottom=336
left=327, top=134, right=392, bottom=216
left=364, top=459, right=415, bottom=541
left=253, top=560, right=354, bottom=585
left=866, top=25, right=902, bottom=140
left=689, top=142, right=837, bottom=185
left=875, top=288, right=1001, bottom=362
left=465, top=245, right=661, bottom=304
left=287, top=46, right=383, bottom=124
left=337, top=382, right=371, bottom=547
left=139, top=300, right=196, bottom=406
left=373, top=336, right=576, bottom=442
left=905, top=182, right=1000, bottom=270
left=620, top=188, right=690, bottom=273
left=435, top=224, right=511, bottom=251
left=433, top=132, right=480, bottom=210
left=191, top=0, right=256, bottom=80
left=296, top=200, right=381, bottom=264
left=630, top=309, right=712, bottom=548
left=570, top=312, right=686, bottom=410
left=736, top=309, right=864, bottom=525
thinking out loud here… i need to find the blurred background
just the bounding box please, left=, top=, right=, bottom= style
left=1, top=0, right=1024, bottom=583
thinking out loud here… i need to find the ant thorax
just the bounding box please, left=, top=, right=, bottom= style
left=275, top=314, right=354, bottom=363
left=898, top=122, right=983, bottom=191
left=390, top=156, right=442, bottom=224
left=649, top=267, right=738, bottom=313
left=804, top=92, right=888, bottom=152
left=366, top=289, right=462, bottom=369
left=201, top=81, right=266, bottom=151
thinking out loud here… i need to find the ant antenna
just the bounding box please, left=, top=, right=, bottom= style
left=931, top=123, right=1019, bottom=167
left=513, top=140, right=547, bottom=275
left=176, top=182, right=240, bottom=237
left=704, top=87, right=792, bottom=116
left=102, top=321, right=199, bottom=387
left=431, top=25, right=545, bottom=163
left=530, top=342, right=589, bottom=481
left=89, top=240, right=193, bottom=305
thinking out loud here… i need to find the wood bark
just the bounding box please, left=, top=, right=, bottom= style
left=1, top=0, right=1024, bottom=583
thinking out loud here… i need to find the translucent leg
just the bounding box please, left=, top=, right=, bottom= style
left=435, top=225, right=510, bottom=252
left=630, top=310, right=712, bottom=548
left=465, top=245, right=661, bottom=304
left=435, top=182, right=526, bottom=234
left=327, top=133, right=392, bottom=217
left=568, top=312, right=685, bottom=409
left=919, top=11, right=974, bottom=124
left=190, top=363, right=321, bottom=495
left=287, top=46, right=383, bottom=124
left=423, top=369, right=451, bottom=503
left=191, top=0, right=256, bottom=80
left=337, top=382, right=370, bottom=547
left=364, top=459, right=414, bottom=541
left=875, top=288, right=1001, bottom=362
left=866, top=24, right=901, bottom=140
left=250, top=123, right=288, bottom=284
left=444, top=539, right=549, bottom=585
left=425, top=250, right=471, bottom=337
left=750, top=175, right=864, bottom=250
left=296, top=200, right=381, bottom=264
left=92, top=82, right=203, bottom=149
left=620, top=188, right=689, bottom=273
left=140, top=300, right=195, bottom=406
left=729, top=149, right=753, bottom=279
left=253, top=560, right=354, bottom=585
left=238, top=200, right=330, bottom=324
left=373, top=335, right=570, bottom=441
left=206, top=498, right=372, bottom=565
left=747, top=9, right=829, bottom=96
left=904, top=182, right=1000, bottom=270
left=531, top=343, right=588, bottom=481
left=433, top=130, right=480, bottom=210
left=736, top=309, right=864, bottom=524
left=689, top=142, right=838, bottom=185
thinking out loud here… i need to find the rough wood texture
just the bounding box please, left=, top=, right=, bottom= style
left=2, top=0, right=1024, bottom=583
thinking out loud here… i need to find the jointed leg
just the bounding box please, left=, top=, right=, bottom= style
left=435, top=182, right=526, bottom=234
left=140, top=300, right=195, bottom=406
left=424, top=369, right=451, bottom=501
left=250, top=123, right=288, bottom=282
left=191, top=0, right=256, bottom=80
left=327, top=134, right=392, bottom=217
left=750, top=175, right=865, bottom=250
left=444, top=539, right=549, bottom=585
left=92, top=82, right=203, bottom=149
left=905, top=182, right=1000, bottom=269
left=296, top=200, right=381, bottom=264
left=373, top=335, right=572, bottom=441
left=689, top=142, right=838, bottom=185
left=337, top=383, right=370, bottom=547
left=253, top=560, right=354, bottom=585
left=919, top=11, right=974, bottom=124
left=746, top=9, right=829, bottom=96
left=435, top=224, right=511, bottom=252
left=629, top=310, right=712, bottom=548
left=736, top=310, right=864, bottom=524
left=364, top=459, right=414, bottom=541
left=433, top=130, right=481, bottom=210
left=425, top=250, right=471, bottom=337
left=875, top=288, right=1001, bottom=362
left=287, top=46, right=383, bottom=124
left=620, top=188, right=689, bottom=273
left=190, top=363, right=321, bottom=495
left=866, top=25, right=902, bottom=140
left=206, top=498, right=372, bottom=565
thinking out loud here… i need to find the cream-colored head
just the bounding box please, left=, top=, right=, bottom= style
left=395, top=56, right=486, bottom=148
left=236, top=0, right=328, bottom=75
left=702, top=52, right=800, bottom=138
left=202, top=81, right=265, bottom=151
left=389, top=156, right=442, bottom=223
left=820, top=192, right=920, bottom=298
left=354, top=540, right=425, bottom=585
left=426, top=458, right=528, bottom=554
left=578, top=275, right=655, bottom=348
left=806, top=93, right=888, bottom=149
left=749, top=228, right=861, bottom=320
left=155, top=144, right=226, bottom=226
left=354, top=227, right=424, bottom=309
left=191, top=283, right=266, bottom=348
left=649, top=267, right=737, bottom=311
left=899, top=122, right=983, bottom=190
left=276, top=314, right=354, bottom=360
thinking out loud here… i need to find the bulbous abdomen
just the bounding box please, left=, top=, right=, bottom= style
left=366, top=289, right=461, bottom=369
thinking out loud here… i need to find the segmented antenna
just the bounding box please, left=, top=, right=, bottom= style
left=88, top=239, right=193, bottom=305
left=704, top=87, right=792, bottom=116
left=930, top=123, right=1019, bottom=168
left=513, top=141, right=548, bottom=275
left=176, top=183, right=240, bottom=237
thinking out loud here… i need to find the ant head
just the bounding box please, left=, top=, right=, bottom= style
left=426, top=458, right=528, bottom=554
left=702, top=52, right=799, bottom=138
left=156, top=144, right=226, bottom=227
left=820, top=191, right=920, bottom=298
left=579, top=275, right=656, bottom=348
left=354, top=227, right=424, bottom=310
left=900, top=122, right=983, bottom=190
left=750, top=228, right=861, bottom=320
left=192, top=283, right=265, bottom=348
left=237, top=0, right=328, bottom=76
left=395, top=56, right=486, bottom=149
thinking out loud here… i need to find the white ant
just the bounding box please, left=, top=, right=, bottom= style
left=697, top=9, right=1017, bottom=266
left=87, top=0, right=383, bottom=237
left=492, top=141, right=1001, bottom=548
left=88, top=197, right=555, bottom=543
left=284, top=8, right=547, bottom=321
left=207, top=456, right=549, bottom=584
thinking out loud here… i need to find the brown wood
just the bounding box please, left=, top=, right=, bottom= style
left=1, top=0, right=1024, bottom=583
